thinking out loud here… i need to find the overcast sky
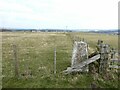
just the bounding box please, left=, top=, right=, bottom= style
left=0, top=0, right=119, bottom=30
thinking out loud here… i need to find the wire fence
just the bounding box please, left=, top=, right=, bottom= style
left=2, top=33, right=119, bottom=79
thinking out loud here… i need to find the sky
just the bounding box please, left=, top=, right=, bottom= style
left=0, top=0, right=119, bottom=30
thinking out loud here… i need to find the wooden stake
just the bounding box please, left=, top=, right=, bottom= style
left=54, top=47, right=56, bottom=74
left=13, top=44, right=19, bottom=78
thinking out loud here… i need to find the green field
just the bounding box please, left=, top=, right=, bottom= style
left=1, top=32, right=119, bottom=88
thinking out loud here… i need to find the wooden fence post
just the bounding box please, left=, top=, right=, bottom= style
left=111, top=48, right=116, bottom=59
left=13, top=44, right=19, bottom=78
left=54, top=47, right=56, bottom=74
left=98, top=40, right=110, bottom=74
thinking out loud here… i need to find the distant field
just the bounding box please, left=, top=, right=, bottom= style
left=69, top=32, right=118, bottom=49
left=2, top=32, right=118, bottom=88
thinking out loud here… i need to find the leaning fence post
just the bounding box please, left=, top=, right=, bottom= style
left=54, top=47, right=56, bottom=74
left=13, top=44, right=19, bottom=78
left=97, top=40, right=104, bottom=74
left=98, top=40, right=110, bottom=74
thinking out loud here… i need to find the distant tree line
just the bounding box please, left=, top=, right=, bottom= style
left=0, top=29, right=73, bottom=32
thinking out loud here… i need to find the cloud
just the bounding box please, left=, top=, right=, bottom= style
left=0, top=0, right=119, bottom=29
left=0, top=0, right=33, bottom=13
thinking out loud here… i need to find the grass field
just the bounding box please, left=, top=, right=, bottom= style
left=1, top=32, right=119, bottom=88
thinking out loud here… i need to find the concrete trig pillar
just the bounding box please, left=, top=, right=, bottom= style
left=71, top=41, right=88, bottom=72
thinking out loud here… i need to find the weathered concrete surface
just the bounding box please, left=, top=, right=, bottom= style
left=71, top=41, right=88, bottom=67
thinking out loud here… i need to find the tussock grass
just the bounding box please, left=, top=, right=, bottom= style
left=2, top=32, right=118, bottom=88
